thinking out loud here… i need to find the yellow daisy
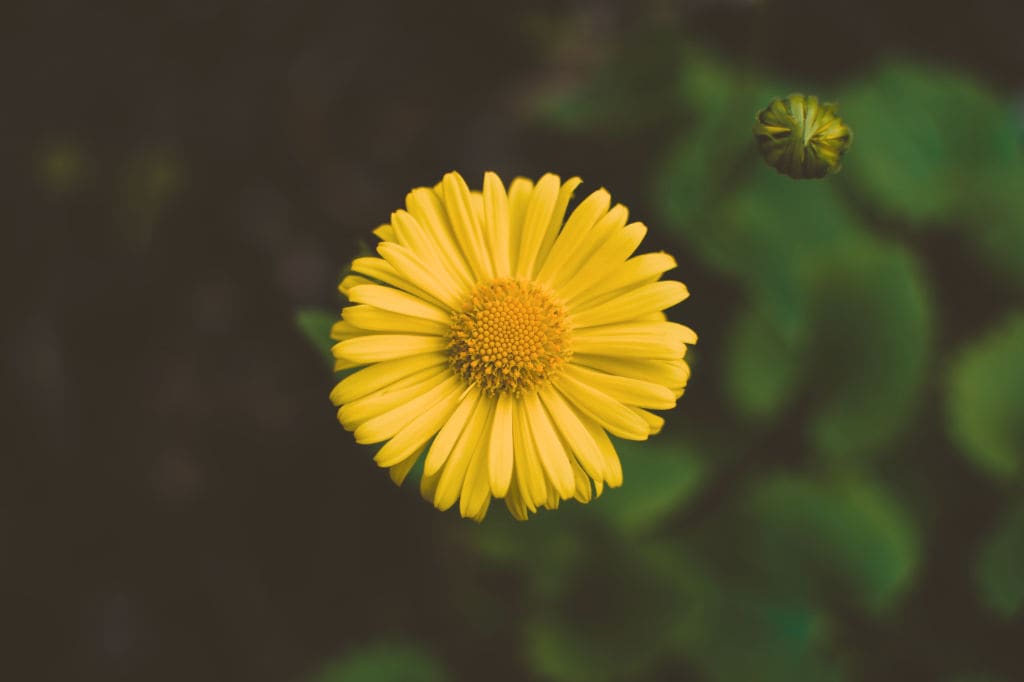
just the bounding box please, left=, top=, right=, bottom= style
left=330, top=171, right=695, bottom=521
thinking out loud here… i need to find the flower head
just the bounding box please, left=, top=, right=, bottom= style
left=330, top=171, right=695, bottom=521
left=753, top=94, right=853, bottom=179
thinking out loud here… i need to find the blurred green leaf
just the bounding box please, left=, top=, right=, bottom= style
left=596, top=438, right=706, bottom=534
left=655, top=51, right=775, bottom=229
left=296, top=308, right=337, bottom=366
left=525, top=541, right=704, bottom=682
left=473, top=510, right=585, bottom=596
left=724, top=306, right=803, bottom=421
left=308, top=643, right=449, bottom=682
left=689, top=171, right=863, bottom=340
left=746, top=476, right=920, bottom=613
left=969, top=181, right=1024, bottom=290
left=685, top=588, right=846, bottom=682
left=948, top=315, right=1024, bottom=479
left=976, top=502, right=1024, bottom=617
left=806, top=241, right=932, bottom=462
left=839, top=62, right=1022, bottom=224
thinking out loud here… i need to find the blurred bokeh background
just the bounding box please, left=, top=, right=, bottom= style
left=8, top=0, right=1024, bottom=680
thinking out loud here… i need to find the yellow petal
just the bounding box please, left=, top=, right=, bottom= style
left=330, top=320, right=370, bottom=343
left=433, top=396, right=494, bottom=511
left=391, top=209, right=473, bottom=296
left=346, top=283, right=450, bottom=324
left=442, top=172, right=493, bottom=281
left=569, top=280, right=689, bottom=329
left=343, top=305, right=447, bottom=335
left=488, top=393, right=514, bottom=497
left=565, top=364, right=676, bottom=410
left=338, top=274, right=375, bottom=298
left=570, top=457, right=593, bottom=503
left=482, top=171, right=511, bottom=277
left=512, top=399, right=546, bottom=511
left=333, top=334, right=447, bottom=366
left=460, top=437, right=493, bottom=519
left=350, top=258, right=447, bottom=310
left=338, top=367, right=449, bottom=430
left=389, top=446, right=425, bottom=485
left=515, top=173, right=560, bottom=279
left=330, top=353, right=447, bottom=404
left=373, top=381, right=463, bottom=467
left=405, top=187, right=475, bottom=289
left=574, top=321, right=697, bottom=344
left=503, top=477, right=530, bottom=520
left=552, top=373, right=649, bottom=440
left=546, top=203, right=629, bottom=291
left=522, top=391, right=576, bottom=499
left=564, top=252, right=676, bottom=308
left=631, top=407, right=665, bottom=435
left=571, top=354, right=690, bottom=393
left=423, top=386, right=480, bottom=477
left=506, top=177, right=534, bottom=275
left=535, top=176, right=582, bottom=274
left=354, top=374, right=461, bottom=444
left=373, top=223, right=396, bottom=242
left=538, top=386, right=607, bottom=482
left=583, top=418, right=623, bottom=487
left=536, top=188, right=612, bottom=285
left=377, top=242, right=462, bottom=309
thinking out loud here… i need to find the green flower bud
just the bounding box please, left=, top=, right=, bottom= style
left=753, top=94, right=853, bottom=179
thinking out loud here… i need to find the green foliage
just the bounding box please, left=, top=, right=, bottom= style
left=839, top=62, right=1022, bottom=225
left=724, top=305, right=802, bottom=421
left=976, top=502, right=1024, bottom=617
left=948, top=316, right=1024, bottom=479
left=308, top=643, right=449, bottom=682
left=685, top=588, right=846, bottom=682
left=655, top=50, right=776, bottom=228
left=296, top=308, right=338, bottom=366
left=524, top=541, right=704, bottom=682
left=805, top=241, right=932, bottom=462
left=595, top=439, right=706, bottom=534
left=745, top=476, right=920, bottom=614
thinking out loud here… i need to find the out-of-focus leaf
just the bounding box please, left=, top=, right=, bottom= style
left=296, top=308, right=337, bottom=366
left=656, top=51, right=777, bottom=229
left=724, top=306, right=803, bottom=421
left=805, top=241, right=932, bottom=462
left=690, top=171, right=863, bottom=340
left=948, top=315, right=1024, bottom=479
left=839, top=62, right=1022, bottom=224
left=473, top=510, right=585, bottom=596
left=685, top=588, right=846, bottom=682
left=745, top=476, right=920, bottom=614
left=970, top=180, right=1024, bottom=290
left=596, top=438, right=706, bottom=534
left=308, top=643, right=449, bottom=682
left=976, top=503, right=1024, bottom=617
left=525, top=541, right=704, bottom=682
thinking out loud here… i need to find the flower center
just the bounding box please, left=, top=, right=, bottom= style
left=447, top=279, right=571, bottom=396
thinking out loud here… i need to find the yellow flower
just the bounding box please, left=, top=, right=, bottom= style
left=330, top=171, right=696, bottom=521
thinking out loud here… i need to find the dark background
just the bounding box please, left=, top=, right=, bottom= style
left=6, top=1, right=1024, bottom=681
